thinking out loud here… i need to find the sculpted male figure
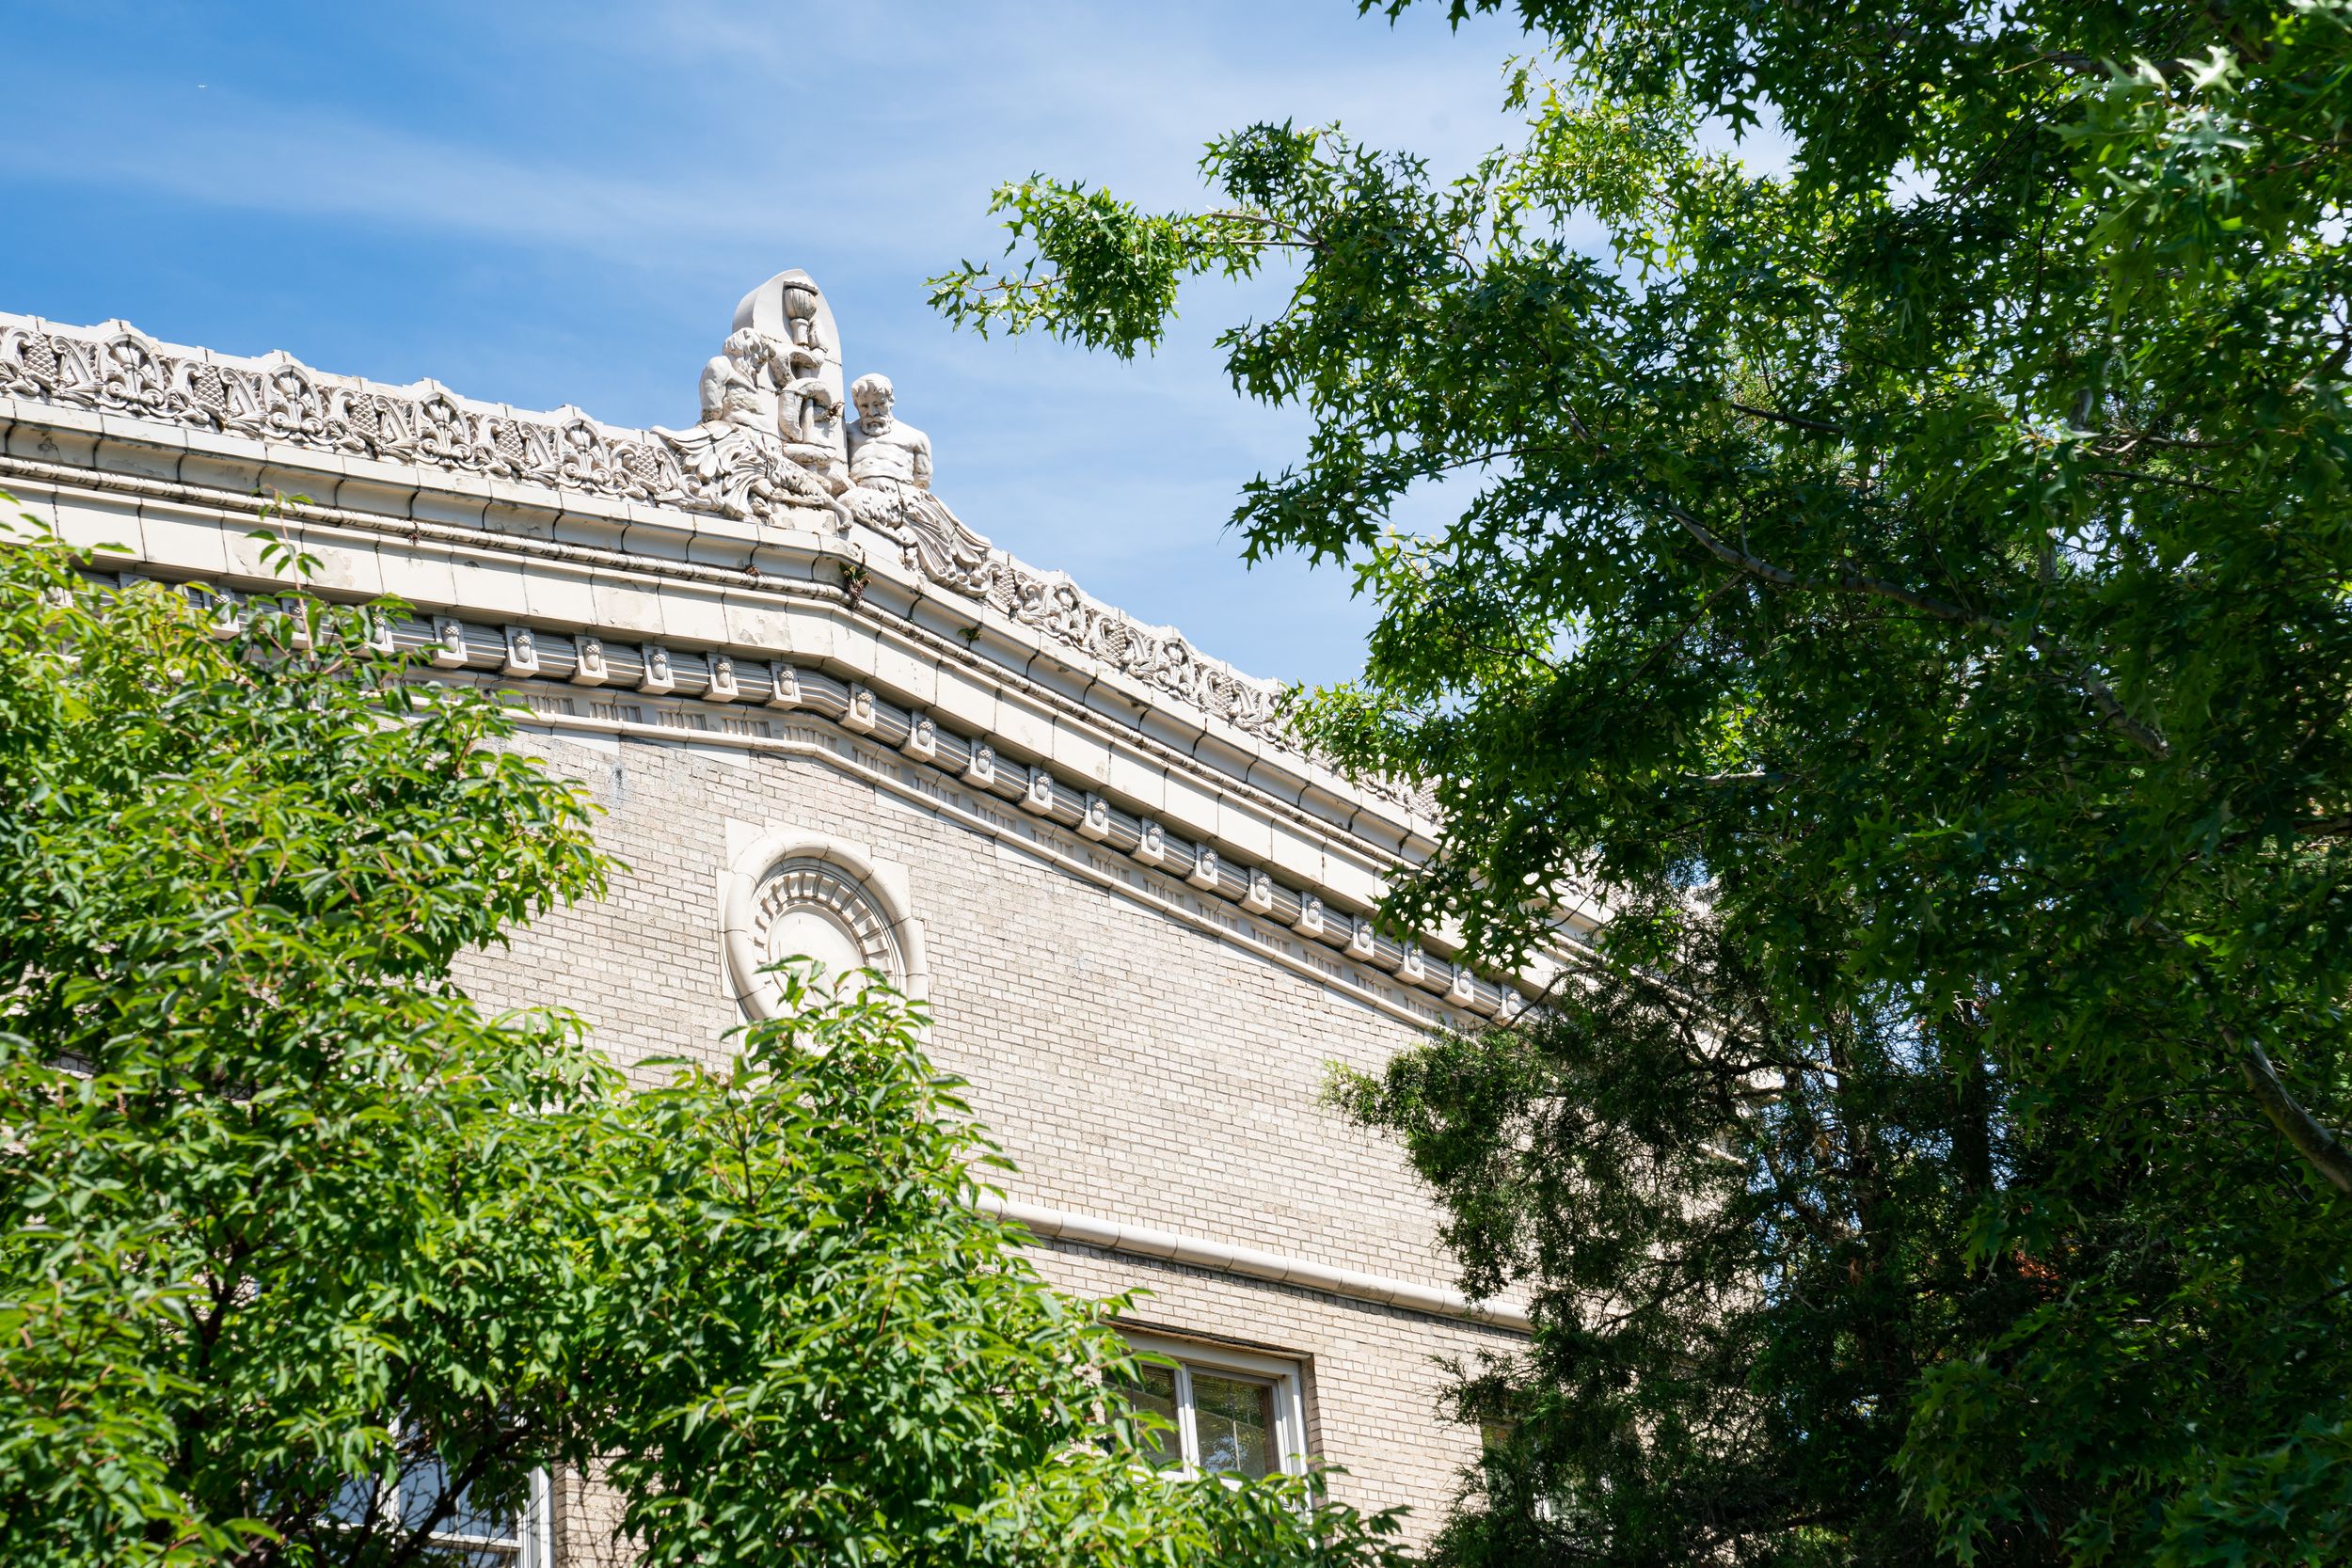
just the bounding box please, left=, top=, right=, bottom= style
left=843, top=372, right=934, bottom=490
left=841, top=372, right=996, bottom=595
left=657, top=327, right=839, bottom=525
left=699, top=328, right=776, bottom=433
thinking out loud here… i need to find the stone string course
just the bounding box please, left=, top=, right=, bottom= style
left=983, top=1195, right=1532, bottom=1331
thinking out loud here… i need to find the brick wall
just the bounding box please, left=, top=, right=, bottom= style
left=451, top=725, right=1499, bottom=1557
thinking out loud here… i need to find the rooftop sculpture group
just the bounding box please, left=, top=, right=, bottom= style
left=656, top=271, right=1000, bottom=601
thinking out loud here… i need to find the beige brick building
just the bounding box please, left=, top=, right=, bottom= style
left=0, top=272, right=1566, bottom=1560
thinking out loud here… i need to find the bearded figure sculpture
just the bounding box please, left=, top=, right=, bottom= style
left=839, top=372, right=999, bottom=598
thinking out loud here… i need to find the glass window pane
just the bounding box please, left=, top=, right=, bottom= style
left=439, top=1481, right=520, bottom=1544
left=1112, top=1361, right=1183, bottom=1467
left=1189, top=1371, right=1277, bottom=1480
left=398, top=1454, right=450, bottom=1533
left=420, top=1547, right=518, bottom=1567
left=398, top=1452, right=519, bottom=1546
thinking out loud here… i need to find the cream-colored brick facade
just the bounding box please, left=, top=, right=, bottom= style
left=454, top=729, right=1523, bottom=1547
left=0, top=284, right=1555, bottom=1558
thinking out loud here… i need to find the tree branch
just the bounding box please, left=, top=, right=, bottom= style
left=2142, top=916, right=2352, bottom=1196
left=2235, top=1030, right=2352, bottom=1196
left=1728, top=401, right=1846, bottom=436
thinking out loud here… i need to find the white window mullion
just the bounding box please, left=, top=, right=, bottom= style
left=1173, top=1361, right=1202, bottom=1478
left=1279, top=1374, right=1309, bottom=1480
left=529, top=1466, right=554, bottom=1568
left=380, top=1414, right=404, bottom=1535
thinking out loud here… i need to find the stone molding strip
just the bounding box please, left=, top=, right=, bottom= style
left=977, top=1194, right=1533, bottom=1335
left=0, top=443, right=1442, bottom=860
left=2, top=448, right=1587, bottom=1011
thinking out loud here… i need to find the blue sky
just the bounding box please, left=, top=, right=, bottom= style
left=2, top=1, right=1547, bottom=688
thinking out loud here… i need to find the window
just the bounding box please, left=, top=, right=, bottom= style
left=1112, top=1330, right=1309, bottom=1481
left=324, top=1432, right=550, bottom=1566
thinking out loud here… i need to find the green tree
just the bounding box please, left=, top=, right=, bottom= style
left=0, top=515, right=1404, bottom=1568
left=933, top=2, right=2352, bottom=1560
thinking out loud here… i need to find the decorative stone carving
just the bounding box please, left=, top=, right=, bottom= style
left=1021, top=767, right=1057, bottom=816
left=841, top=372, right=1000, bottom=599
left=755, top=861, right=893, bottom=981
left=501, top=626, right=539, bottom=677
left=721, top=832, right=929, bottom=1019
left=989, top=568, right=1305, bottom=771
left=430, top=615, right=468, bottom=669
left=0, top=305, right=1438, bottom=811
left=654, top=270, right=852, bottom=522
left=1078, top=794, right=1112, bottom=841
left=734, top=268, right=849, bottom=492
left=571, top=635, right=609, bottom=686
left=203, top=585, right=242, bottom=640
left=1292, top=894, right=1326, bottom=938
left=638, top=644, right=675, bottom=695
left=0, top=318, right=702, bottom=510
left=840, top=685, right=878, bottom=734
left=653, top=324, right=844, bottom=527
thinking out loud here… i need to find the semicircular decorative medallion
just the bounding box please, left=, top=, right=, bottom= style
left=746, top=856, right=904, bottom=1001
left=723, top=832, right=927, bottom=1022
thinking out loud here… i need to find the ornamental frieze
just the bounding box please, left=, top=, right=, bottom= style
left=0, top=268, right=1436, bottom=816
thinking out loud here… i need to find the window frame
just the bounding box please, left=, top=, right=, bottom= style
left=328, top=1425, right=552, bottom=1566
left=1120, top=1329, right=1310, bottom=1481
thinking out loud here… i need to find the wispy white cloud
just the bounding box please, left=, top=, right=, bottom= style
left=0, top=5, right=1530, bottom=267
left=0, top=102, right=739, bottom=266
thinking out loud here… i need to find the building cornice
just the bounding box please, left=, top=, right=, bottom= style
left=1, top=446, right=1595, bottom=1021
left=0, top=312, right=1607, bottom=1012
left=0, top=310, right=1439, bottom=819
left=0, top=436, right=1534, bottom=964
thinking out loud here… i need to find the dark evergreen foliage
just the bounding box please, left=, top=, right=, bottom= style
left=936, top=3, right=2352, bottom=1559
